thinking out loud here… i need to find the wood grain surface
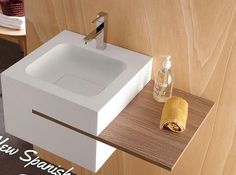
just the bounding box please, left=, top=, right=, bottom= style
left=25, top=0, right=236, bottom=174
left=99, top=82, right=213, bottom=170
left=32, top=81, right=213, bottom=171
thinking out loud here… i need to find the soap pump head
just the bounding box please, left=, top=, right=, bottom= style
left=162, top=55, right=172, bottom=69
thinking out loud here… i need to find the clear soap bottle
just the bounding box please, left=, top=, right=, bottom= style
left=153, top=55, right=173, bottom=103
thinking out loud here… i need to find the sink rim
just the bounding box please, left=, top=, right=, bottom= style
left=2, top=30, right=152, bottom=112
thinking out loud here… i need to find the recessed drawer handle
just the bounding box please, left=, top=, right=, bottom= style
left=32, top=109, right=97, bottom=140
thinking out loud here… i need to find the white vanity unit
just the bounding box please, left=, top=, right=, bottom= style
left=1, top=30, right=152, bottom=172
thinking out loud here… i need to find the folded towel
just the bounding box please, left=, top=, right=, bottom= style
left=0, top=12, right=25, bottom=30
left=0, top=19, right=25, bottom=30
left=0, top=13, right=24, bottom=24
left=160, top=96, right=188, bottom=132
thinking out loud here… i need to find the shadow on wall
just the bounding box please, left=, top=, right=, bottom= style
left=0, top=38, right=24, bottom=94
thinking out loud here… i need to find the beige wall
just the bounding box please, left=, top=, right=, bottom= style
left=25, top=0, right=236, bottom=174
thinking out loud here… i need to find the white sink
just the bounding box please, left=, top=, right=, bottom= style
left=26, top=44, right=126, bottom=96
left=1, top=30, right=152, bottom=172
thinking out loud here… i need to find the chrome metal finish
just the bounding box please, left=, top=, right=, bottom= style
left=83, top=12, right=107, bottom=50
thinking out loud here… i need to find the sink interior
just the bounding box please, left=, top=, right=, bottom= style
left=26, top=44, right=126, bottom=96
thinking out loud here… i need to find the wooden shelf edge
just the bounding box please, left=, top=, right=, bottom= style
left=0, top=26, right=26, bottom=36
left=32, top=81, right=214, bottom=171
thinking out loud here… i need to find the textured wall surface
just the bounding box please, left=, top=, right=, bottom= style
left=25, top=0, right=236, bottom=174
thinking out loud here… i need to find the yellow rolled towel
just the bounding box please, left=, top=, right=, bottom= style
left=160, top=96, right=188, bottom=133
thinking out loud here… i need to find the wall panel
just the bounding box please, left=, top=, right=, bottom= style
left=25, top=0, right=236, bottom=174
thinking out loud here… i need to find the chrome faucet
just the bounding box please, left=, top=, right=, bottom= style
left=83, top=12, right=107, bottom=50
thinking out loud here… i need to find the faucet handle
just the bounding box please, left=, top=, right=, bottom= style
left=91, top=12, right=107, bottom=24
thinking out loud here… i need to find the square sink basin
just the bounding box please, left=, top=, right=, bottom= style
left=26, top=44, right=126, bottom=96
left=1, top=30, right=152, bottom=172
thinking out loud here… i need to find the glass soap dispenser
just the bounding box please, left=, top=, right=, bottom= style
left=153, top=55, right=173, bottom=103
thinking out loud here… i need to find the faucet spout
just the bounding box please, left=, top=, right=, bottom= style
left=83, top=12, right=107, bottom=50
left=83, top=29, right=102, bottom=45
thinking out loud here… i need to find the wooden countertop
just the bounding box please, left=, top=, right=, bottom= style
left=33, top=81, right=214, bottom=171
left=98, top=81, right=214, bottom=170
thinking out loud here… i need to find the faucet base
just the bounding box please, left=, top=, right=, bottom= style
left=96, top=32, right=107, bottom=50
